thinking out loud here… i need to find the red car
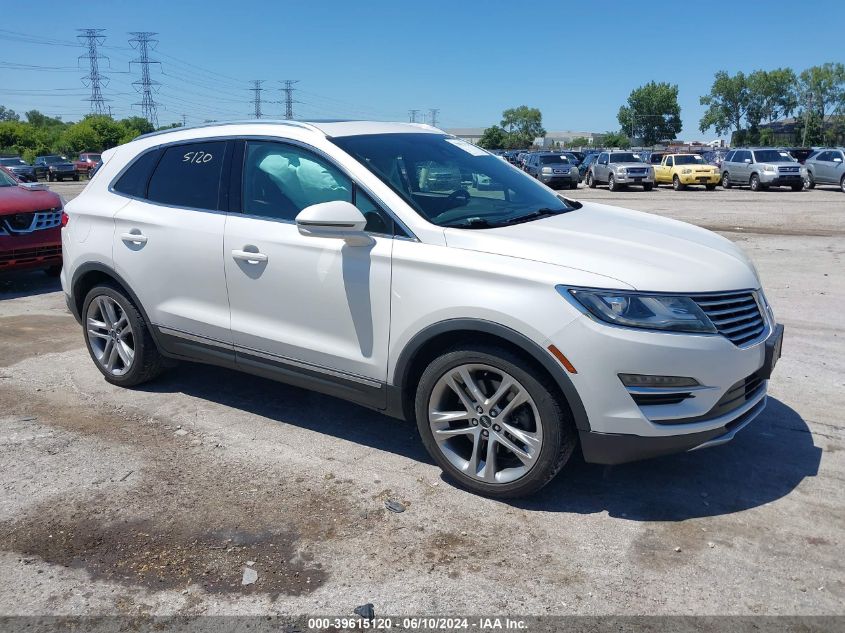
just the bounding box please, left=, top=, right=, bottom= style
left=0, top=167, right=64, bottom=276
left=74, top=152, right=102, bottom=178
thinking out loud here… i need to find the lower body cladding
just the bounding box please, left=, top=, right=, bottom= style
left=548, top=315, right=784, bottom=465
left=760, top=175, right=803, bottom=187
left=0, top=232, right=62, bottom=273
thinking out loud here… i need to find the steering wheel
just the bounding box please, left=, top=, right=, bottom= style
left=446, top=188, right=471, bottom=207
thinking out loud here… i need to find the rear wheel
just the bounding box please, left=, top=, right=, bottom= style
left=82, top=283, right=165, bottom=387
left=722, top=172, right=731, bottom=189
left=672, top=175, right=684, bottom=191
left=415, top=345, right=577, bottom=498
left=607, top=174, right=618, bottom=191
left=586, top=172, right=596, bottom=188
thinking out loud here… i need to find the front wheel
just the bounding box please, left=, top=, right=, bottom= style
left=805, top=173, right=815, bottom=189
left=791, top=183, right=803, bottom=192
left=706, top=184, right=717, bottom=191
left=586, top=172, right=596, bottom=188
left=73, top=174, right=80, bottom=182
left=415, top=345, right=577, bottom=498
left=672, top=175, right=683, bottom=191
left=750, top=174, right=762, bottom=191
left=841, top=175, right=845, bottom=194
left=82, top=283, right=165, bottom=387
left=722, top=172, right=731, bottom=189
left=643, top=183, right=653, bottom=191
left=607, top=174, right=618, bottom=191
left=569, top=181, right=578, bottom=190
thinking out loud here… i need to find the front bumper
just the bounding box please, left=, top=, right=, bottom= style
left=548, top=308, right=783, bottom=464
left=759, top=172, right=803, bottom=185
left=0, top=230, right=62, bottom=272
left=540, top=174, right=577, bottom=187
left=678, top=172, right=720, bottom=185
left=613, top=171, right=654, bottom=185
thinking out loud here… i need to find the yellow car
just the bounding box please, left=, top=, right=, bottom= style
left=654, top=154, right=720, bottom=190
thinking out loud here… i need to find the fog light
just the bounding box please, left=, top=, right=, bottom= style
left=618, top=374, right=699, bottom=388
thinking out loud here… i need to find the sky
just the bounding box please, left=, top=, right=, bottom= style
left=2, top=0, right=844, bottom=139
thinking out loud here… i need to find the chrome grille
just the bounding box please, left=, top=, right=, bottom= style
left=693, top=291, right=766, bottom=346
left=0, top=209, right=62, bottom=234
left=778, top=166, right=799, bottom=173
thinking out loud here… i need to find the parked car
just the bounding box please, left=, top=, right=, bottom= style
left=74, top=152, right=102, bottom=178
left=566, top=151, right=586, bottom=164
left=524, top=152, right=579, bottom=189
left=34, top=155, right=78, bottom=182
left=782, top=147, right=815, bottom=164
left=649, top=152, right=665, bottom=166
left=62, top=120, right=783, bottom=498
left=577, top=153, right=597, bottom=182
left=0, top=157, right=37, bottom=182
left=0, top=166, right=64, bottom=276
left=804, top=148, right=845, bottom=192
left=721, top=148, right=804, bottom=191
left=88, top=159, right=103, bottom=179
left=586, top=151, right=654, bottom=191
left=654, top=154, right=720, bottom=190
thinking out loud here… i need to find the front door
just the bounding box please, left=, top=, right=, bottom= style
left=223, top=140, right=394, bottom=388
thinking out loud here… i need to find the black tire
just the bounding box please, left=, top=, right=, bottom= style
left=73, top=174, right=80, bottom=182
left=607, top=173, right=618, bottom=191
left=791, top=183, right=803, bottom=192
left=840, top=175, right=845, bottom=194
left=569, top=181, right=578, bottom=190
left=806, top=173, right=815, bottom=189
left=47, top=173, right=54, bottom=182
left=82, top=283, right=165, bottom=387
left=587, top=172, right=596, bottom=188
left=672, top=175, right=683, bottom=191
left=705, top=184, right=717, bottom=191
left=44, top=265, right=62, bottom=277
left=750, top=174, right=762, bottom=192
left=722, top=172, right=731, bottom=189
left=415, top=344, right=577, bottom=498
left=643, top=183, right=653, bottom=191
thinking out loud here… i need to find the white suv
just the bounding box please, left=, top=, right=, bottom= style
left=62, top=121, right=784, bottom=497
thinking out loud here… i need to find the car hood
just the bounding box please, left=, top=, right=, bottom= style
left=0, top=185, right=62, bottom=215
left=443, top=201, right=759, bottom=293
left=609, top=162, right=650, bottom=169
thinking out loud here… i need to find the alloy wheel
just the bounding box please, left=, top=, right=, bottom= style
left=86, top=295, right=135, bottom=376
left=427, top=363, right=543, bottom=484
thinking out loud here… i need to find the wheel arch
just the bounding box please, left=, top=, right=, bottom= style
left=390, top=318, right=590, bottom=432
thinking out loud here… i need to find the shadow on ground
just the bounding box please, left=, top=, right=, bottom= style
left=0, top=271, right=61, bottom=300
left=143, top=362, right=821, bottom=522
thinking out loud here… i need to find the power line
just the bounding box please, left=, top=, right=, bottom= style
left=250, top=80, right=265, bottom=119
left=429, top=108, right=439, bottom=128
left=128, top=32, right=161, bottom=128
left=77, top=29, right=110, bottom=115
left=281, top=80, right=299, bottom=120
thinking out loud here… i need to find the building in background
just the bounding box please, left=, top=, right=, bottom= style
left=446, top=128, right=601, bottom=147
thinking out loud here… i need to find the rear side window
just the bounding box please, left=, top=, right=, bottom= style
left=112, top=149, right=161, bottom=198
left=147, top=141, right=226, bottom=210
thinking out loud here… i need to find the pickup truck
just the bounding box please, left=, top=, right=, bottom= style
left=654, top=153, right=720, bottom=190
left=74, top=152, right=102, bottom=178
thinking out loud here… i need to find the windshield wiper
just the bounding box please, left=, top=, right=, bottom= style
left=441, top=217, right=500, bottom=229
left=500, top=207, right=565, bottom=226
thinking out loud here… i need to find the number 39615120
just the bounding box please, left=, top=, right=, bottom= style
left=183, top=150, right=213, bottom=164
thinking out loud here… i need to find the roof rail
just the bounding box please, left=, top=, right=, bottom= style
left=133, top=119, right=323, bottom=142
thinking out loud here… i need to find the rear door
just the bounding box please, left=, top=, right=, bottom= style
left=112, top=140, right=233, bottom=351
left=595, top=153, right=609, bottom=182
left=831, top=150, right=845, bottom=185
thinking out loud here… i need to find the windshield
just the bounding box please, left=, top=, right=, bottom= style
left=42, top=156, right=66, bottom=164
left=0, top=170, right=17, bottom=186
left=332, top=133, right=577, bottom=228
left=609, top=153, right=642, bottom=163
left=754, top=149, right=793, bottom=163
left=540, top=155, right=570, bottom=164
left=85, top=154, right=101, bottom=161
left=0, top=158, right=26, bottom=166
left=674, top=155, right=706, bottom=165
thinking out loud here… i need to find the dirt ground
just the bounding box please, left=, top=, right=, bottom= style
left=0, top=180, right=842, bottom=617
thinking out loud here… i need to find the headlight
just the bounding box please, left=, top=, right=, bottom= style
left=616, top=166, right=626, bottom=174
left=570, top=166, right=578, bottom=175
left=541, top=166, right=552, bottom=174
left=649, top=167, right=655, bottom=177
left=559, top=287, right=717, bottom=334
left=681, top=168, right=692, bottom=175
left=762, top=164, right=776, bottom=173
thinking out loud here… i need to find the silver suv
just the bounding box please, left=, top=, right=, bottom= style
left=721, top=148, right=804, bottom=192
left=586, top=151, right=654, bottom=191
left=804, top=148, right=845, bottom=193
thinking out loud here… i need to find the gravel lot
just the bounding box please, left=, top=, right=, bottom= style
left=0, top=180, right=842, bottom=617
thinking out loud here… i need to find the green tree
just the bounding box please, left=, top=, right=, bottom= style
left=567, top=136, right=590, bottom=147
left=0, top=106, right=19, bottom=122
left=746, top=68, right=798, bottom=128
left=617, top=82, right=682, bottom=146
left=477, top=125, right=508, bottom=150
left=797, top=63, right=845, bottom=145
left=699, top=71, right=750, bottom=137
left=500, top=106, right=545, bottom=148
left=600, top=130, right=630, bottom=149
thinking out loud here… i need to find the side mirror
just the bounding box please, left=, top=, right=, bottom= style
left=833, top=157, right=843, bottom=163
left=744, top=158, right=752, bottom=164
left=295, top=200, right=372, bottom=246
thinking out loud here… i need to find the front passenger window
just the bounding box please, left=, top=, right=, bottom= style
left=242, top=141, right=352, bottom=221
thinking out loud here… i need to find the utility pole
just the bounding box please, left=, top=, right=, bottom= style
left=250, top=80, right=265, bottom=119
left=181, top=113, right=187, bottom=127
left=429, top=108, right=439, bottom=128
left=281, top=80, right=298, bottom=120
left=77, top=29, right=109, bottom=116
left=408, top=109, right=419, bottom=123
left=128, top=32, right=161, bottom=128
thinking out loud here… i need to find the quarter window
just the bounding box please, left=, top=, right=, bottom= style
left=147, top=141, right=226, bottom=210
left=112, top=148, right=161, bottom=198
left=242, top=141, right=352, bottom=222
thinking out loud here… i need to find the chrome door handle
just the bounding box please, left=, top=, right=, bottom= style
left=120, top=232, right=147, bottom=245
left=231, top=249, right=268, bottom=264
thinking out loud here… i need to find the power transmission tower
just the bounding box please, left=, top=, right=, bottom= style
left=128, top=32, right=161, bottom=128
left=181, top=113, right=187, bottom=127
left=281, top=80, right=299, bottom=120
left=408, top=109, right=419, bottom=123
left=429, top=108, right=439, bottom=128
left=250, top=80, right=265, bottom=119
left=77, top=29, right=109, bottom=115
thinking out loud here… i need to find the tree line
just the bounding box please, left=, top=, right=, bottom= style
left=0, top=107, right=184, bottom=163
left=477, top=62, right=844, bottom=150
